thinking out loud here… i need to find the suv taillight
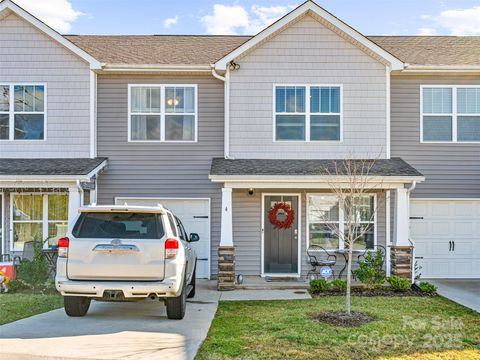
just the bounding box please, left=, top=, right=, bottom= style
left=165, top=238, right=179, bottom=259
left=58, top=237, right=69, bottom=258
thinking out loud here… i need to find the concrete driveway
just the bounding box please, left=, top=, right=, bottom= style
left=429, top=280, right=480, bottom=312
left=0, top=280, right=219, bottom=360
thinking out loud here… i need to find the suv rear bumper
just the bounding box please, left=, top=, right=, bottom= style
left=56, top=278, right=180, bottom=298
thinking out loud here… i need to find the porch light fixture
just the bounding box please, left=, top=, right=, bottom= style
left=248, top=188, right=254, bottom=196
left=228, top=60, right=240, bottom=71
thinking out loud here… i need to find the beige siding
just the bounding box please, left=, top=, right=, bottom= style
left=96, top=74, right=224, bottom=275
left=233, top=189, right=387, bottom=276
left=229, top=15, right=387, bottom=159
left=391, top=75, right=480, bottom=198
left=0, top=13, right=91, bottom=158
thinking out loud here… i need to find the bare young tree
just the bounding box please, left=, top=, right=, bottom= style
left=314, top=159, right=383, bottom=316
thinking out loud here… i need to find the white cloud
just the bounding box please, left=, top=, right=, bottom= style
left=434, top=6, right=480, bottom=35
left=163, top=15, right=179, bottom=29
left=201, top=4, right=294, bottom=35
left=15, top=0, right=83, bottom=33
left=417, top=27, right=437, bottom=36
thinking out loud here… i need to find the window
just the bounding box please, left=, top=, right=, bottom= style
left=421, top=86, right=480, bottom=142
left=307, top=194, right=375, bottom=250
left=73, top=212, right=162, bottom=239
left=0, top=84, right=45, bottom=140
left=274, top=85, right=342, bottom=141
left=129, top=85, right=197, bottom=142
left=11, top=193, right=68, bottom=251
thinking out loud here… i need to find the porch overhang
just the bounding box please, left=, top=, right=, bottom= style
left=0, top=157, right=107, bottom=188
left=209, top=158, right=425, bottom=188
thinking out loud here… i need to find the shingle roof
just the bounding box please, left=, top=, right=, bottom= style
left=0, top=158, right=107, bottom=176
left=65, top=35, right=251, bottom=65
left=64, top=34, right=480, bottom=67
left=210, top=158, right=423, bottom=177
left=368, top=36, right=480, bottom=66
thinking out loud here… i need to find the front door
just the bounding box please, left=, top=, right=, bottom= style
left=263, top=195, right=299, bottom=275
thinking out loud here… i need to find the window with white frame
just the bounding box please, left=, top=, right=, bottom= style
left=0, top=84, right=45, bottom=140
left=129, top=85, right=197, bottom=142
left=422, top=86, right=480, bottom=142
left=11, top=193, right=68, bottom=251
left=274, top=85, right=342, bottom=141
left=308, top=194, right=375, bottom=250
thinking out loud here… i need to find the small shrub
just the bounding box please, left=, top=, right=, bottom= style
left=16, top=241, right=50, bottom=292
left=388, top=275, right=411, bottom=291
left=354, top=250, right=386, bottom=289
left=419, top=282, right=437, bottom=294
left=331, top=279, right=347, bottom=291
left=5, top=280, right=27, bottom=293
left=310, top=279, right=332, bottom=293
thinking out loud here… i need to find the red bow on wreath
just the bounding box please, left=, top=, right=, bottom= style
left=268, top=202, right=295, bottom=229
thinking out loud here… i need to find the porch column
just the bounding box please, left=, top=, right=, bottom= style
left=68, top=186, right=82, bottom=229
left=392, top=187, right=413, bottom=280
left=218, top=187, right=235, bottom=290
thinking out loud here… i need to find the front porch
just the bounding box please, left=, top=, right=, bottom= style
left=209, top=158, right=425, bottom=290
left=0, top=158, right=107, bottom=258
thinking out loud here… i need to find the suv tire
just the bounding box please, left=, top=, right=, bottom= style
left=187, top=264, right=196, bottom=299
left=166, top=278, right=187, bottom=320
left=64, top=296, right=91, bottom=317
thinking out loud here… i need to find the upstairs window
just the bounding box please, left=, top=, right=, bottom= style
left=0, top=84, right=45, bottom=140
left=421, top=86, right=480, bottom=142
left=274, top=85, right=342, bottom=141
left=129, top=85, right=197, bottom=142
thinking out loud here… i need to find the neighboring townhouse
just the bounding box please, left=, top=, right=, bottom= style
left=0, top=0, right=478, bottom=286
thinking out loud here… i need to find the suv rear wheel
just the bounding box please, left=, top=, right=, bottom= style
left=64, top=296, right=91, bottom=317
left=166, top=278, right=187, bottom=320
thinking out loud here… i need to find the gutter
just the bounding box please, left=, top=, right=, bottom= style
left=99, top=64, right=212, bottom=73
left=211, top=65, right=234, bottom=160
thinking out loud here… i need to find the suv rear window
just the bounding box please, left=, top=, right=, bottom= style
left=72, top=212, right=164, bottom=239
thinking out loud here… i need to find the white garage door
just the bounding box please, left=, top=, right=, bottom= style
left=410, top=200, right=480, bottom=279
left=115, top=197, right=210, bottom=279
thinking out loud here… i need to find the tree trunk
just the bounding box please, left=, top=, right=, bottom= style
left=345, top=243, right=353, bottom=316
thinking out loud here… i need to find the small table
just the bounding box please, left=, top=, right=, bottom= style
left=42, top=248, right=58, bottom=277
left=334, top=249, right=366, bottom=279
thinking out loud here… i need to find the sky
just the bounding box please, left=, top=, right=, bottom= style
left=11, top=0, right=480, bottom=36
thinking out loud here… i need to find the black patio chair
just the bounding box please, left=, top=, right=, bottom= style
left=306, top=245, right=337, bottom=281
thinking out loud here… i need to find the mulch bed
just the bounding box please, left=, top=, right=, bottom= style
left=309, top=311, right=375, bottom=327
left=311, top=287, right=436, bottom=297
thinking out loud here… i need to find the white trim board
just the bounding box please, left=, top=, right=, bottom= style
left=261, top=193, right=302, bottom=278
left=115, top=196, right=212, bottom=280
left=214, top=1, right=403, bottom=71
left=0, top=0, right=101, bottom=69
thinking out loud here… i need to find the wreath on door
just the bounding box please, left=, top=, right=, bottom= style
left=268, top=202, right=295, bottom=229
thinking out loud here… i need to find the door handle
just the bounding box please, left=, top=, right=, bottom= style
left=449, top=241, right=452, bottom=251
left=452, top=241, right=455, bottom=252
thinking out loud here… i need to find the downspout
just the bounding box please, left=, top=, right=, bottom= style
left=76, top=180, right=84, bottom=207
left=406, top=181, right=417, bottom=284
left=211, top=65, right=234, bottom=160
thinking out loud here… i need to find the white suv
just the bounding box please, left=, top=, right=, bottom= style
left=55, top=205, right=198, bottom=320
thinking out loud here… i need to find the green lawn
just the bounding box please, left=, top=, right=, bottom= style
left=0, top=293, right=63, bottom=325
left=197, top=296, right=480, bottom=360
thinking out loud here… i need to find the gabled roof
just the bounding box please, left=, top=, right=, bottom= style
left=65, top=35, right=250, bottom=67
left=214, top=1, right=404, bottom=71
left=0, top=0, right=102, bottom=69
left=369, top=36, right=480, bottom=68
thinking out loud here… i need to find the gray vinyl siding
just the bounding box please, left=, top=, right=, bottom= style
left=96, top=74, right=224, bottom=276
left=233, top=189, right=387, bottom=276
left=391, top=75, right=480, bottom=198
left=0, top=13, right=91, bottom=158
left=229, top=14, right=387, bottom=159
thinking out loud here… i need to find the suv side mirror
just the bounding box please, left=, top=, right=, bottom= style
left=189, top=233, right=200, bottom=242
